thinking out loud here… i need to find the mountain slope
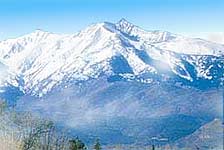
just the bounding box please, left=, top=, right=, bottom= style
left=16, top=77, right=223, bottom=145
left=175, top=118, right=223, bottom=149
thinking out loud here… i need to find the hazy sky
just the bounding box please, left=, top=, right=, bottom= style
left=0, top=0, right=223, bottom=41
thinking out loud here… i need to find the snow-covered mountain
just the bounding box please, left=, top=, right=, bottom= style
left=0, top=19, right=223, bottom=97
left=0, top=19, right=223, bottom=146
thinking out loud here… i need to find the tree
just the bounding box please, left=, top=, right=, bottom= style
left=69, top=137, right=86, bottom=150
left=94, top=138, right=101, bottom=150
left=0, top=108, right=85, bottom=150
left=0, top=100, right=7, bottom=114
left=152, top=144, right=155, bottom=150
left=7, top=111, right=70, bottom=150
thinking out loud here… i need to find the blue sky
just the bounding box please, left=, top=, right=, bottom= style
left=0, top=0, right=223, bottom=40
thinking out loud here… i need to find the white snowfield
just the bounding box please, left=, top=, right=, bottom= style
left=0, top=19, right=223, bottom=96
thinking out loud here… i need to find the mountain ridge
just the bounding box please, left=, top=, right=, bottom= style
left=0, top=19, right=223, bottom=97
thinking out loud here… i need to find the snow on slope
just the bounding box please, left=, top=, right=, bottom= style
left=116, top=19, right=224, bottom=55
left=0, top=19, right=223, bottom=96
left=0, top=62, right=18, bottom=90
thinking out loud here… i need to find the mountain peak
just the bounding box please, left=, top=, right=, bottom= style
left=35, top=29, right=45, bottom=32
left=118, top=18, right=132, bottom=24
left=115, top=18, right=137, bottom=35
left=32, top=29, right=51, bottom=35
left=117, top=18, right=134, bottom=28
